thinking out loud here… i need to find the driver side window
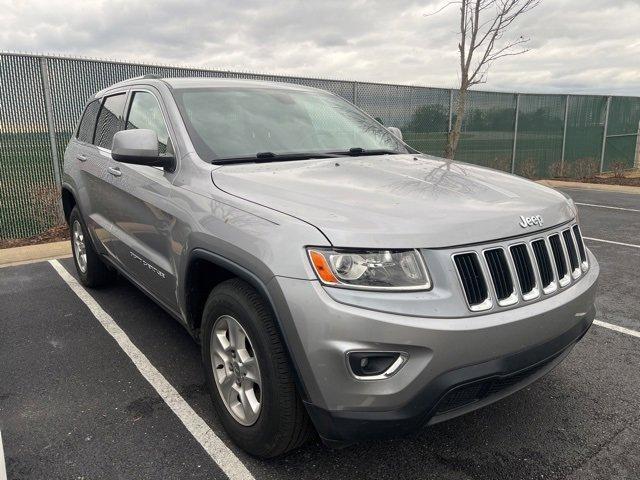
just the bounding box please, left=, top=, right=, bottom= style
left=126, top=91, right=170, bottom=154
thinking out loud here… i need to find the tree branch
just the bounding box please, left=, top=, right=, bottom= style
left=432, top=0, right=540, bottom=158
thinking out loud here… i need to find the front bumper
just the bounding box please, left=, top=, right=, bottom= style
left=267, top=253, right=599, bottom=444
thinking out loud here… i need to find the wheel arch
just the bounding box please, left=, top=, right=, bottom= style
left=183, top=248, right=312, bottom=402
left=61, top=184, right=77, bottom=224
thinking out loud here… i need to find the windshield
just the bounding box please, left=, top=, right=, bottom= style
left=171, top=87, right=409, bottom=162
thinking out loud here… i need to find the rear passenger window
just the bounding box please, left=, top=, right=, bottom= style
left=126, top=91, right=170, bottom=154
left=94, top=93, right=127, bottom=150
left=76, top=100, right=100, bottom=143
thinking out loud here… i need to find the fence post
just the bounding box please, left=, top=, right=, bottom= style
left=599, top=96, right=611, bottom=173
left=39, top=57, right=63, bottom=195
left=448, top=89, right=454, bottom=133
left=511, top=94, right=520, bottom=174
left=352, top=81, right=358, bottom=106
left=634, top=120, right=640, bottom=169
left=560, top=94, right=570, bottom=176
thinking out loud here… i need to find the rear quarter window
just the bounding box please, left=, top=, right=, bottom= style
left=76, top=100, right=101, bottom=144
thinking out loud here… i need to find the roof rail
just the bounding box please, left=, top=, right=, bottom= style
left=96, top=74, right=166, bottom=95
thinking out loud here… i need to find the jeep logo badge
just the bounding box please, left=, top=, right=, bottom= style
left=519, top=215, right=543, bottom=228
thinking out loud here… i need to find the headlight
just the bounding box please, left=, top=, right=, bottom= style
left=307, top=248, right=431, bottom=291
left=558, top=190, right=579, bottom=221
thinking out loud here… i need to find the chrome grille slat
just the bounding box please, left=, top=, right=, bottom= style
left=548, top=234, right=570, bottom=287
left=562, top=229, right=581, bottom=279
left=453, top=222, right=587, bottom=312
left=531, top=239, right=556, bottom=293
left=483, top=248, right=517, bottom=306
left=510, top=244, right=539, bottom=300
left=572, top=225, right=589, bottom=271
left=453, top=253, right=491, bottom=311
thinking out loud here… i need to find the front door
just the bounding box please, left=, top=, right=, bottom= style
left=104, top=88, right=179, bottom=310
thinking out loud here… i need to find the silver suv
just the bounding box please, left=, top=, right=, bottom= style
left=62, top=76, right=599, bottom=458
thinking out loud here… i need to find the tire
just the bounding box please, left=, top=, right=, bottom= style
left=201, top=278, right=314, bottom=458
left=69, top=206, right=115, bottom=288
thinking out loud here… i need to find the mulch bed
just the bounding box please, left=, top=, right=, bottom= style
left=0, top=225, right=70, bottom=250
left=551, top=176, right=640, bottom=187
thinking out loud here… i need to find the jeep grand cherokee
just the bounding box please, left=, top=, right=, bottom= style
left=62, top=76, right=599, bottom=458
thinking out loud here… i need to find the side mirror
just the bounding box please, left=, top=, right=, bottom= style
left=387, top=126, right=403, bottom=141
left=111, top=129, right=175, bottom=170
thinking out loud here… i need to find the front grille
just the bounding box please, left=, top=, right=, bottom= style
left=510, top=244, right=536, bottom=295
left=454, top=253, right=489, bottom=307
left=549, top=234, right=568, bottom=280
left=531, top=239, right=554, bottom=288
left=572, top=225, right=587, bottom=265
left=484, top=249, right=514, bottom=301
left=562, top=229, right=580, bottom=273
left=452, top=222, right=585, bottom=312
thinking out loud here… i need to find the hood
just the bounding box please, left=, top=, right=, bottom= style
left=211, top=154, right=575, bottom=249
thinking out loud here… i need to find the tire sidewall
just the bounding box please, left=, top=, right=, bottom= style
left=69, top=206, right=113, bottom=288
left=69, top=207, right=91, bottom=285
left=201, top=288, right=285, bottom=453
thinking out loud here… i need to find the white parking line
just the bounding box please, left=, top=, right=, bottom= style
left=575, top=202, right=640, bottom=213
left=583, top=237, right=640, bottom=249
left=594, top=320, right=640, bottom=339
left=48, top=260, right=254, bottom=480
left=0, top=430, right=7, bottom=480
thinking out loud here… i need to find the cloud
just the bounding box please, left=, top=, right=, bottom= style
left=1, top=0, right=638, bottom=95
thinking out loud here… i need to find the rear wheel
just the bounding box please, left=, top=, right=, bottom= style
left=201, top=278, right=314, bottom=458
left=69, top=207, right=114, bottom=288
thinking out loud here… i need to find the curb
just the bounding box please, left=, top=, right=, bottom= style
left=0, top=241, right=71, bottom=268
left=538, top=180, right=640, bottom=195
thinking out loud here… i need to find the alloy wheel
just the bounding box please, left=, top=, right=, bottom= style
left=210, top=314, right=262, bottom=426
left=72, top=220, right=87, bottom=273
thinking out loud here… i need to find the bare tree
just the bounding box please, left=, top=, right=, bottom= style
left=430, top=0, right=540, bottom=159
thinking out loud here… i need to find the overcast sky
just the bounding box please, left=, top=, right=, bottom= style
left=2, top=0, right=639, bottom=96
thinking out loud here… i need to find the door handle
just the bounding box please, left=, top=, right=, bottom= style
left=76, top=154, right=87, bottom=162
left=108, top=166, right=122, bottom=177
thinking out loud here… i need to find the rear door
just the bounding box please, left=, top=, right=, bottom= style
left=86, top=91, right=129, bottom=253
left=105, top=87, right=179, bottom=309
left=71, top=93, right=127, bottom=252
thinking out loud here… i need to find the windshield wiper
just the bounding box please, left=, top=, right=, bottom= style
left=212, top=148, right=405, bottom=165
left=330, top=147, right=404, bottom=157
left=212, top=151, right=341, bottom=165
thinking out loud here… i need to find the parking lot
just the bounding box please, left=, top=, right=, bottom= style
left=1, top=186, right=639, bottom=480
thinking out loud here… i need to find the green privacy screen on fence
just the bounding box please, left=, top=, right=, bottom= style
left=604, top=96, right=640, bottom=171
left=514, top=94, right=565, bottom=179
left=564, top=96, right=607, bottom=177
left=0, top=52, right=639, bottom=239
left=453, top=90, right=517, bottom=171
left=0, top=55, right=58, bottom=239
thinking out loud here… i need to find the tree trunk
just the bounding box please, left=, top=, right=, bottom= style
left=444, top=88, right=467, bottom=160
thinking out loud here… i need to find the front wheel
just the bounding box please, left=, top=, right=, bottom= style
left=201, top=278, right=313, bottom=458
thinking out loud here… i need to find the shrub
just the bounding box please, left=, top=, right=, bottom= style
left=517, top=158, right=538, bottom=179
left=571, top=158, right=599, bottom=180
left=487, top=156, right=511, bottom=172
left=31, top=185, right=64, bottom=231
left=547, top=161, right=564, bottom=178
left=610, top=161, right=627, bottom=178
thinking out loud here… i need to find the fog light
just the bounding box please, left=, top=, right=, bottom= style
left=347, top=352, right=407, bottom=380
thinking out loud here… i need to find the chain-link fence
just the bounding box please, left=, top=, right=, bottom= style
left=1, top=52, right=639, bottom=240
